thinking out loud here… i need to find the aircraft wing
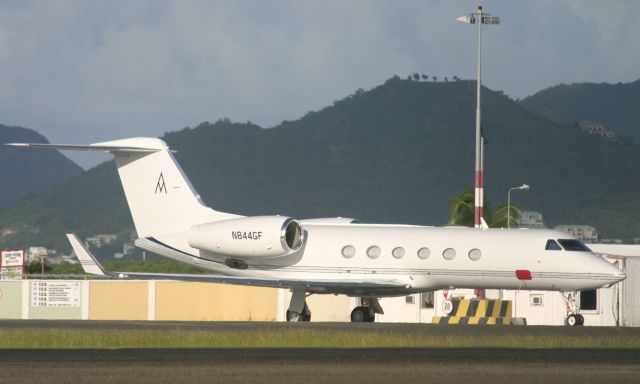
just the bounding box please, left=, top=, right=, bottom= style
left=67, top=234, right=409, bottom=295
left=100, top=271, right=409, bottom=294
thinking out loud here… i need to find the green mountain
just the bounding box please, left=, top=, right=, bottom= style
left=0, top=125, right=83, bottom=209
left=1, top=77, right=640, bottom=252
left=523, top=80, right=640, bottom=143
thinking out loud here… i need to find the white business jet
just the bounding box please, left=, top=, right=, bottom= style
left=8, top=137, right=625, bottom=322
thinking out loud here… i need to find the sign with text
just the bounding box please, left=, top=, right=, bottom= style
left=31, top=281, right=81, bottom=308
left=1, top=250, right=24, bottom=267
left=1, top=249, right=25, bottom=279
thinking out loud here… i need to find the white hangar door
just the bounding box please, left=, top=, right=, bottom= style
left=622, top=257, right=640, bottom=327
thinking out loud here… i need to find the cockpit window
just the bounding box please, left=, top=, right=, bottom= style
left=558, top=239, right=591, bottom=252
left=545, top=240, right=562, bottom=251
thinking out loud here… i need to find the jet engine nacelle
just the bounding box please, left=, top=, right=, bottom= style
left=186, top=216, right=304, bottom=259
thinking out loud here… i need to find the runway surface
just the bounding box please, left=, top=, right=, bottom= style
left=3, top=318, right=640, bottom=336
left=1, top=347, right=639, bottom=384
left=1, top=321, right=639, bottom=383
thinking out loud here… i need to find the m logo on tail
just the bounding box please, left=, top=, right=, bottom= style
left=155, top=172, right=167, bottom=194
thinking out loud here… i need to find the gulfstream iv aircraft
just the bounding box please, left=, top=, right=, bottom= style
left=9, top=137, right=625, bottom=322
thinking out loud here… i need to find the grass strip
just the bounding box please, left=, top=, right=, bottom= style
left=1, top=328, right=640, bottom=349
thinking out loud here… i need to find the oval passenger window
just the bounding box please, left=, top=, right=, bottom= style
left=367, top=246, right=381, bottom=259
left=417, top=247, right=431, bottom=259
left=468, top=248, right=482, bottom=261
left=443, top=248, right=456, bottom=260
left=341, top=245, right=356, bottom=258
left=392, top=247, right=405, bottom=259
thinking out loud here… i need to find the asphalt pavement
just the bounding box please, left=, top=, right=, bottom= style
left=0, top=321, right=638, bottom=383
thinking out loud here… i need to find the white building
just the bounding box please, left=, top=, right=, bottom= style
left=554, top=224, right=598, bottom=243
left=85, top=234, right=118, bottom=248
left=519, top=211, right=545, bottom=228
left=26, top=246, right=48, bottom=263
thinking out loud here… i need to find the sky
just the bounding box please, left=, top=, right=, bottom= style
left=0, top=0, right=638, bottom=168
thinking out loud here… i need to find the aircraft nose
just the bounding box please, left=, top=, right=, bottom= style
left=602, top=260, right=626, bottom=284
left=612, top=270, right=626, bottom=283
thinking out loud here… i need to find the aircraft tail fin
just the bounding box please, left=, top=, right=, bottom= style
left=9, top=138, right=238, bottom=237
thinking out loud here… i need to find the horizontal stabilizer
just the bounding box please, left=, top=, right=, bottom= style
left=6, top=137, right=166, bottom=153
left=67, top=233, right=106, bottom=276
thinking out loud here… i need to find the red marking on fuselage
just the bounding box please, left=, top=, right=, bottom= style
left=515, top=270, right=532, bottom=281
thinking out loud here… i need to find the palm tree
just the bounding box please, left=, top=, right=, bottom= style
left=447, top=188, right=475, bottom=226
left=489, top=204, right=523, bottom=228
left=447, top=188, right=523, bottom=228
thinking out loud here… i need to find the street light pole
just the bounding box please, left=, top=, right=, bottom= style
left=457, top=6, right=500, bottom=228
left=507, top=184, right=530, bottom=228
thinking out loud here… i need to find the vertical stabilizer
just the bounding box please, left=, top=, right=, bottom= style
left=100, top=138, right=238, bottom=237
left=8, top=137, right=239, bottom=237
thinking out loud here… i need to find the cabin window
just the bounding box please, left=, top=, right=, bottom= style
left=558, top=239, right=592, bottom=252
left=405, top=295, right=415, bottom=304
left=367, top=246, right=381, bottom=259
left=468, top=248, right=482, bottom=261
left=545, top=240, right=562, bottom=251
left=392, top=247, right=405, bottom=259
left=341, top=245, right=356, bottom=258
left=443, top=248, right=456, bottom=260
left=417, top=247, right=431, bottom=259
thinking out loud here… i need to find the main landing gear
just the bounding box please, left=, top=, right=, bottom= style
left=286, top=304, right=311, bottom=322
left=285, top=291, right=385, bottom=323
left=286, top=289, right=312, bottom=322
left=562, top=291, right=584, bottom=326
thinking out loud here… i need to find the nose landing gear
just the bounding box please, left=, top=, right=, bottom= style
left=566, top=313, right=584, bottom=326
left=562, top=291, right=584, bottom=326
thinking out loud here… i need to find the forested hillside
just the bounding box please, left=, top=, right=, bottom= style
left=523, top=80, right=640, bottom=143
left=2, top=77, right=640, bottom=252
left=0, top=125, right=83, bottom=209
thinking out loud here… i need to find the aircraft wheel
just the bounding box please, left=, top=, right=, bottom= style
left=301, top=304, right=312, bottom=322
left=566, top=314, right=578, bottom=326
left=287, top=304, right=311, bottom=322
left=350, top=306, right=369, bottom=322
left=576, top=314, right=585, bottom=326
left=286, top=310, right=301, bottom=322
left=365, top=311, right=375, bottom=322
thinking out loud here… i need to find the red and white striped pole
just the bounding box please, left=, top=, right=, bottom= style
left=457, top=6, right=499, bottom=228
left=474, top=5, right=484, bottom=228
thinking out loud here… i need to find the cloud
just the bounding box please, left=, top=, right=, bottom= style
left=0, top=0, right=637, bottom=167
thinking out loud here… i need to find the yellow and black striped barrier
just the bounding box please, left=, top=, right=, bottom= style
left=432, top=316, right=511, bottom=325
left=432, top=299, right=512, bottom=325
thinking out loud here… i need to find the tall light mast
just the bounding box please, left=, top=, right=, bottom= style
left=457, top=6, right=500, bottom=228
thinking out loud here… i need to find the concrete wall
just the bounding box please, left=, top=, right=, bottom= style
left=89, top=281, right=148, bottom=320
left=155, top=282, right=277, bottom=321
left=0, top=280, right=278, bottom=321
left=0, top=281, right=23, bottom=319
